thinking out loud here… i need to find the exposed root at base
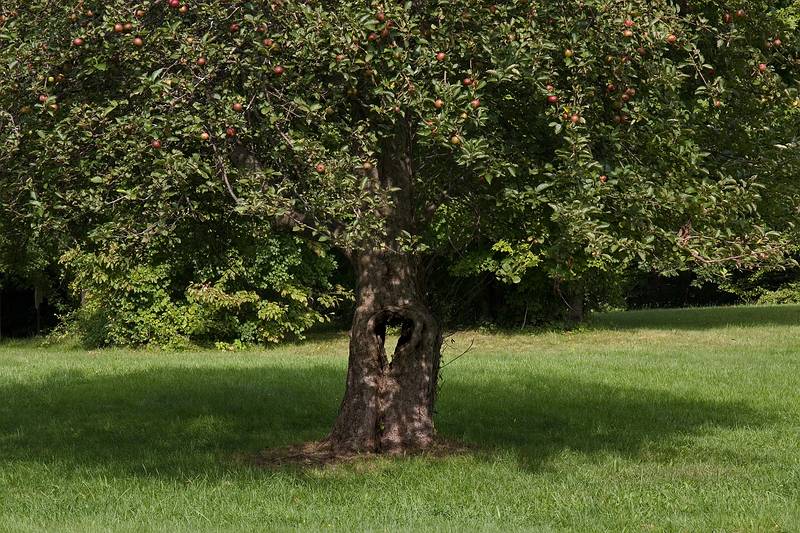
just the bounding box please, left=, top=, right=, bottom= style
left=244, top=438, right=473, bottom=468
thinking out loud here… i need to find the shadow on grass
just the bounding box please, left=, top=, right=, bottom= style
left=592, top=304, right=800, bottom=331
left=0, top=363, right=765, bottom=475
left=439, top=377, right=763, bottom=470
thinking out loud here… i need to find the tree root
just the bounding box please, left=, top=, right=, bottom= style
left=245, top=438, right=473, bottom=469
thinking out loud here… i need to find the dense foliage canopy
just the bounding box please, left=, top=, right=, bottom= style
left=1, top=0, right=798, bottom=345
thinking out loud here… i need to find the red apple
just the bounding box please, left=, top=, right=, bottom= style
left=758, top=63, right=767, bottom=73
left=570, top=114, right=580, bottom=124
left=666, top=34, right=677, bottom=44
left=151, top=139, right=161, bottom=149
left=124, top=22, right=133, bottom=32
left=226, top=127, right=236, bottom=138
left=114, top=23, right=124, bottom=33
left=169, top=0, right=180, bottom=8
left=470, top=98, right=481, bottom=109
left=547, top=95, right=559, bottom=105
left=229, top=23, right=240, bottom=33
left=735, top=9, right=745, bottom=18
left=315, top=163, right=326, bottom=173
left=200, top=132, right=210, bottom=141
left=723, top=12, right=733, bottom=23
left=436, top=52, right=446, bottom=61
left=196, top=57, right=206, bottom=66
left=72, top=37, right=85, bottom=46
left=133, top=36, right=144, bottom=47
left=600, top=175, right=608, bottom=183
left=434, top=99, right=444, bottom=109
left=773, top=38, right=782, bottom=47
left=263, top=38, right=274, bottom=47
left=273, top=65, right=285, bottom=76
left=623, top=29, right=634, bottom=38
left=232, top=102, right=244, bottom=112
left=38, top=94, right=48, bottom=103
left=135, top=9, right=146, bottom=18
left=624, top=19, right=635, bottom=28
left=463, top=77, right=474, bottom=86
left=367, top=32, right=378, bottom=42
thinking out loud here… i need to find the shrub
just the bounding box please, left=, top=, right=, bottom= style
left=61, top=228, right=349, bottom=348
left=758, top=282, right=800, bottom=305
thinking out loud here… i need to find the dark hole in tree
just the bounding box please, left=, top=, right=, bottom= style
left=374, top=313, right=416, bottom=362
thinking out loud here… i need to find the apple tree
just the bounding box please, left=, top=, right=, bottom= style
left=1, top=0, right=797, bottom=453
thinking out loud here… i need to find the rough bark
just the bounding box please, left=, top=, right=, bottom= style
left=326, top=250, right=442, bottom=453
left=325, top=121, right=442, bottom=454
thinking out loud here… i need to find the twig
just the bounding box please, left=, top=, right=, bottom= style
left=440, top=338, right=475, bottom=369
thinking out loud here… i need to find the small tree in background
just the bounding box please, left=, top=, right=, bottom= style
left=1, top=1, right=797, bottom=453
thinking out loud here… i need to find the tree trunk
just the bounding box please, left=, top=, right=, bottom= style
left=323, top=119, right=443, bottom=454
left=566, top=283, right=585, bottom=325
left=326, top=250, right=442, bottom=453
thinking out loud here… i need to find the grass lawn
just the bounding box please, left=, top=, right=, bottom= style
left=1, top=305, right=799, bottom=532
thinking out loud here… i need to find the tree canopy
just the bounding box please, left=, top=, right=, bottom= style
left=2, top=1, right=797, bottom=270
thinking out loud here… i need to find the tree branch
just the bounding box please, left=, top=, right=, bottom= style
left=228, top=144, right=347, bottom=243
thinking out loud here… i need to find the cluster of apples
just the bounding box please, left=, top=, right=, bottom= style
left=72, top=7, right=142, bottom=46
left=722, top=9, right=747, bottom=23
left=168, top=0, right=189, bottom=14
left=366, top=11, right=394, bottom=43
left=151, top=125, right=238, bottom=150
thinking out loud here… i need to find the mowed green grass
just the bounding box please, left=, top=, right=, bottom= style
left=1, top=305, right=799, bottom=532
